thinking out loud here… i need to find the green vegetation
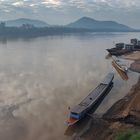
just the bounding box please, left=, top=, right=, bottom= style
left=114, top=129, right=140, bottom=140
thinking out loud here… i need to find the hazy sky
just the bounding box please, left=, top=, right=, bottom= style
left=0, top=0, right=140, bottom=28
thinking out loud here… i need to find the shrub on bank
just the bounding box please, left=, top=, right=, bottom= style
left=114, top=129, right=140, bottom=140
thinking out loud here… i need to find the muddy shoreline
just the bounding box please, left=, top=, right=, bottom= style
left=123, top=51, right=140, bottom=73
left=83, top=76, right=140, bottom=140
left=85, top=52, right=140, bottom=140
left=65, top=76, right=140, bottom=140
left=130, top=60, right=140, bottom=73
left=65, top=51, right=140, bottom=140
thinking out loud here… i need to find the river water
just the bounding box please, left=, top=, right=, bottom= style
left=0, top=32, right=139, bottom=140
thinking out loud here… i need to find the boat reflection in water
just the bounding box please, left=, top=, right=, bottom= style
left=112, top=60, right=129, bottom=81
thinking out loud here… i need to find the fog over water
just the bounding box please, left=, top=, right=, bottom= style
left=0, top=33, right=139, bottom=140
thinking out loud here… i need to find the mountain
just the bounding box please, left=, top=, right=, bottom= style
left=67, top=17, right=133, bottom=31
left=5, top=18, right=49, bottom=27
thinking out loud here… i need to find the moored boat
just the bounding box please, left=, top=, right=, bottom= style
left=112, top=60, right=127, bottom=73
left=107, top=38, right=140, bottom=56
left=107, top=48, right=131, bottom=56
left=112, top=60, right=128, bottom=80
left=66, top=73, right=114, bottom=126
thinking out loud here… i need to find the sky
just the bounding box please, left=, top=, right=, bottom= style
left=0, top=0, right=140, bottom=28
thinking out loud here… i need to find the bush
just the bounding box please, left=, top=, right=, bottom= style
left=114, top=129, right=140, bottom=140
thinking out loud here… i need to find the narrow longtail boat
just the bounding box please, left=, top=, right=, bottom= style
left=112, top=60, right=128, bottom=81
left=66, top=73, right=114, bottom=126
left=112, top=60, right=128, bottom=73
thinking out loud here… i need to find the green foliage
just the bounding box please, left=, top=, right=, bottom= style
left=114, top=129, right=140, bottom=140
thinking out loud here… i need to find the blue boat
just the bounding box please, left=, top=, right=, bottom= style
left=66, top=73, right=114, bottom=126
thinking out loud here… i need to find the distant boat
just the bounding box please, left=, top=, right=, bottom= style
left=107, top=48, right=131, bottom=56
left=112, top=60, right=127, bottom=73
left=107, top=39, right=140, bottom=56
left=66, top=73, right=114, bottom=126
left=112, top=60, right=128, bottom=81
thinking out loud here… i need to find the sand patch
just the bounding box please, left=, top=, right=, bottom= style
left=123, top=51, right=140, bottom=60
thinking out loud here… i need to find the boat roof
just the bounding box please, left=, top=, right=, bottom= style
left=125, top=44, right=134, bottom=46
left=116, top=43, right=124, bottom=45
left=70, top=73, right=114, bottom=114
left=101, top=73, right=114, bottom=85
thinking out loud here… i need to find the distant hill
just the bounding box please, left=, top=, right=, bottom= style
left=5, top=18, right=49, bottom=27
left=67, top=17, right=133, bottom=31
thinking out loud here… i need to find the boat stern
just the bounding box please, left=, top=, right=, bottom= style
left=66, top=117, right=79, bottom=126
left=65, top=112, right=81, bottom=126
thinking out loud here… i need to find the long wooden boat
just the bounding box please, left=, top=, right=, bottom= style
left=112, top=60, right=127, bottom=73
left=107, top=48, right=131, bottom=56
left=112, top=60, right=128, bottom=81
left=106, top=48, right=121, bottom=53
left=66, top=73, right=114, bottom=126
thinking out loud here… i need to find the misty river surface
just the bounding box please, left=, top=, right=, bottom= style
left=0, top=32, right=139, bottom=140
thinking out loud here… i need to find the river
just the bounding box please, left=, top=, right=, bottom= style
left=0, top=32, right=139, bottom=140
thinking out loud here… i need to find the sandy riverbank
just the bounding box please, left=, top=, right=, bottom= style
left=83, top=48, right=140, bottom=140
left=65, top=52, right=140, bottom=140
left=122, top=51, right=140, bottom=73
left=71, top=77, right=140, bottom=140
left=65, top=51, right=140, bottom=140
left=130, top=61, right=140, bottom=73
left=123, top=51, right=140, bottom=60
left=96, top=51, right=140, bottom=139
left=91, top=77, right=140, bottom=140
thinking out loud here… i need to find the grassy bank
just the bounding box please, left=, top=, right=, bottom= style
left=114, top=129, right=140, bottom=140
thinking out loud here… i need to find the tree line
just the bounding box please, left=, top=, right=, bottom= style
left=0, top=22, right=91, bottom=38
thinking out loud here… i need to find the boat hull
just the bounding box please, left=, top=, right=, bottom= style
left=107, top=48, right=131, bottom=56
left=66, top=73, right=114, bottom=126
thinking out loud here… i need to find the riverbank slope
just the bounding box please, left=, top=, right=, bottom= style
left=85, top=76, right=140, bottom=140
